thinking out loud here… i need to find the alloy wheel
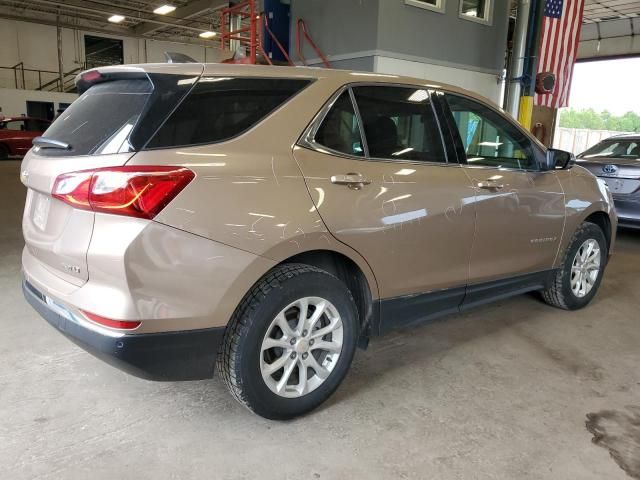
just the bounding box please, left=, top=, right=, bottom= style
left=260, top=297, right=343, bottom=398
left=570, top=239, right=601, bottom=298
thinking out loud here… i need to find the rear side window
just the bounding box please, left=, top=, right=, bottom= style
left=40, top=79, right=152, bottom=156
left=353, top=86, right=446, bottom=163
left=314, top=91, right=364, bottom=157
left=146, top=77, right=311, bottom=149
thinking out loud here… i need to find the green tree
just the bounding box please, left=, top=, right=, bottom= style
left=559, top=109, right=640, bottom=132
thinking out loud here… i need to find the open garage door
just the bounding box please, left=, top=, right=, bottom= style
left=579, top=4, right=640, bottom=60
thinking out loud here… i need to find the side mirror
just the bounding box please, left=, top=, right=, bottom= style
left=545, top=148, right=574, bottom=170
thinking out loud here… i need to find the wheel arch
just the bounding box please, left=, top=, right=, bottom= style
left=584, top=210, right=612, bottom=253
left=278, top=249, right=379, bottom=346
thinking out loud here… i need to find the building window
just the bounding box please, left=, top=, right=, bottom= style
left=404, top=0, right=445, bottom=14
left=84, top=35, right=124, bottom=69
left=459, top=0, right=493, bottom=24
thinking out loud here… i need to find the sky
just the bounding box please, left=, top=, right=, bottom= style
left=566, top=58, right=640, bottom=115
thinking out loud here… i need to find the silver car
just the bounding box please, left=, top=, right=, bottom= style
left=576, top=134, right=640, bottom=229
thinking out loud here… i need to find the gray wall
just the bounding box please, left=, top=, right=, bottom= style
left=376, top=0, right=510, bottom=73
left=329, top=57, right=376, bottom=71
left=289, top=0, right=509, bottom=74
left=289, top=0, right=380, bottom=60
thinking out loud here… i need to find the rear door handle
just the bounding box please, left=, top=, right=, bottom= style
left=477, top=180, right=504, bottom=190
left=330, top=173, right=371, bottom=190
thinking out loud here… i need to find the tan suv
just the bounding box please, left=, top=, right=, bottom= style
left=21, top=63, right=617, bottom=419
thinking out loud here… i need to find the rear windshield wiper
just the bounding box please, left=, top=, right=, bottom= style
left=33, top=137, right=72, bottom=150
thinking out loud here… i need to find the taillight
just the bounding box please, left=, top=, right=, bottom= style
left=81, top=310, right=141, bottom=330
left=80, top=70, right=102, bottom=84
left=52, top=166, right=195, bottom=219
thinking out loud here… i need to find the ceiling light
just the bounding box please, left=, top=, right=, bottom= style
left=199, top=31, right=217, bottom=39
left=154, top=4, right=176, bottom=15
left=108, top=14, right=125, bottom=23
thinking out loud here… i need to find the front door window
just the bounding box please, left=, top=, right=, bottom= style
left=445, top=93, right=538, bottom=170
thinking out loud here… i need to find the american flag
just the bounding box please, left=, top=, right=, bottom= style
left=534, top=0, right=585, bottom=108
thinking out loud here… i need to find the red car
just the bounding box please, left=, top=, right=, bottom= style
left=0, top=117, right=51, bottom=159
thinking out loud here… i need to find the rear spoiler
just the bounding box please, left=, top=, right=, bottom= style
left=75, top=68, right=149, bottom=94
left=75, top=53, right=200, bottom=93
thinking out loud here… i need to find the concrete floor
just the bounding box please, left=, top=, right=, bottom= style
left=1, top=159, right=639, bottom=480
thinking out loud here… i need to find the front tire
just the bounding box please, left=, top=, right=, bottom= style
left=542, top=221, right=607, bottom=310
left=219, top=264, right=359, bottom=419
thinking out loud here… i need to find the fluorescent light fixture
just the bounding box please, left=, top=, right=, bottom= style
left=407, top=89, right=429, bottom=103
left=199, top=31, right=217, bottom=39
left=153, top=4, right=176, bottom=14
left=391, top=147, right=414, bottom=157
left=108, top=14, right=125, bottom=23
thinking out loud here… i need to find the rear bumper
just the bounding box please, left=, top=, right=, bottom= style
left=23, top=280, right=225, bottom=381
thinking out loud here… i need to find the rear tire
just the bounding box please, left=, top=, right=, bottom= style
left=541, top=221, right=607, bottom=310
left=0, top=145, right=9, bottom=160
left=219, top=263, right=359, bottom=420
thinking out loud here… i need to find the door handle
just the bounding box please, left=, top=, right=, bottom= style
left=477, top=180, right=504, bottom=190
left=330, top=173, right=371, bottom=190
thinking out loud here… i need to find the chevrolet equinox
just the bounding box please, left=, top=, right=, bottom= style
left=21, top=63, right=617, bottom=419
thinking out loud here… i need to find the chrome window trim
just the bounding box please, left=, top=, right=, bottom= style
left=298, top=81, right=451, bottom=166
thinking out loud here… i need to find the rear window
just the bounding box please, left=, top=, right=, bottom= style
left=36, top=74, right=197, bottom=157
left=145, top=77, right=311, bottom=149
left=40, top=79, right=152, bottom=157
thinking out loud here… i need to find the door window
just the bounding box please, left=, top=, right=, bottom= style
left=353, top=86, right=446, bottom=163
left=314, top=91, right=364, bottom=157
left=445, top=93, right=538, bottom=170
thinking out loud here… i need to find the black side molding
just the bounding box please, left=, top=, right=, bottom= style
left=461, top=270, right=555, bottom=311
left=375, top=270, right=557, bottom=335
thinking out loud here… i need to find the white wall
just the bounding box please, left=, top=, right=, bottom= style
left=0, top=18, right=227, bottom=90
left=374, top=56, right=503, bottom=105
left=0, top=88, right=78, bottom=118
